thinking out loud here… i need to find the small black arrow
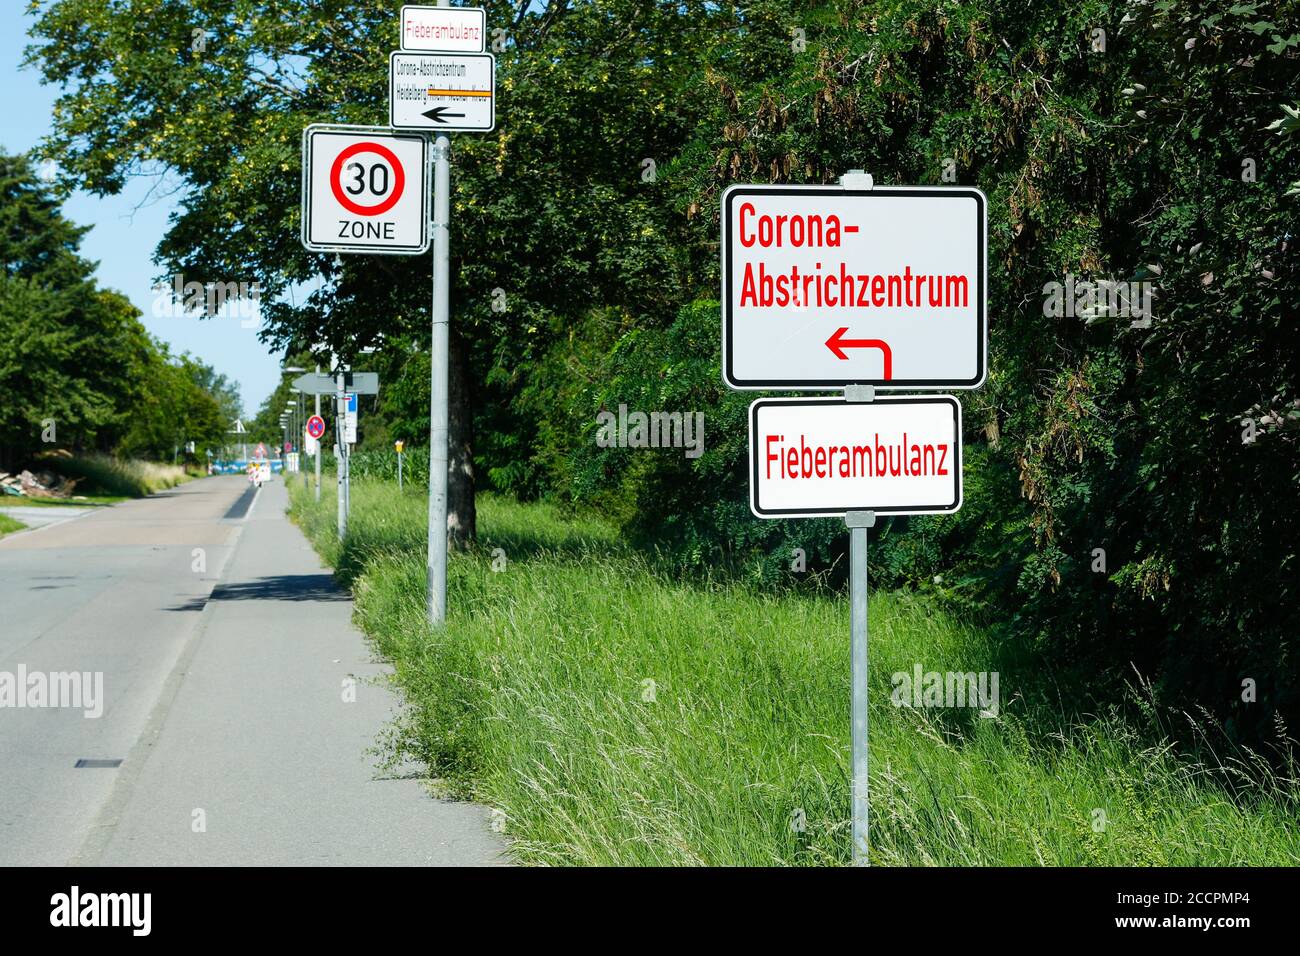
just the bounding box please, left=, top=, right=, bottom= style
left=422, top=106, right=466, bottom=124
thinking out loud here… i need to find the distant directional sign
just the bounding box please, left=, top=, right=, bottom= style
left=292, top=372, right=379, bottom=395
left=400, top=5, right=486, bottom=53
left=389, top=52, right=495, bottom=132
left=721, top=184, right=987, bottom=390
left=301, top=124, right=430, bottom=255
left=748, top=396, right=962, bottom=518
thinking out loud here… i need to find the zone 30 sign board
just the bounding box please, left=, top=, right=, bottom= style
left=748, top=396, right=962, bottom=518
left=301, top=124, right=430, bottom=255
left=721, top=185, right=987, bottom=390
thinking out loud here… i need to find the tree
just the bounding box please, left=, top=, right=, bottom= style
left=0, top=151, right=157, bottom=467
left=24, top=0, right=727, bottom=546
left=0, top=148, right=243, bottom=468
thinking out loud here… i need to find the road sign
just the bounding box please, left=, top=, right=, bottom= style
left=400, top=5, right=486, bottom=52
left=292, top=372, right=379, bottom=395
left=344, top=394, right=358, bottom=445
left=301, top=124, right=430, bottom=255
left=306, top=415, right=326, bottom=440
left=748, top=396, right=962, bottom=518
left=389, top=52, right=496, bottom=132
left=721, top=184, right=987, bottom=390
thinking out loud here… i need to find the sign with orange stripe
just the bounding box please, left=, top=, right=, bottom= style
left=389, top=51, right=496, bottom=132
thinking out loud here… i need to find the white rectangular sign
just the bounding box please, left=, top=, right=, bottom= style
left=292, top=372, right=379, bottom=395
left=722, top=185, right=987, bottom=390
left=344, top=394, right=357, bottom=445
left=748, top=396, right=962, bottom=518
left=400, top=5, right=487, bottom=53
left=389, top=52, right=495, bottom=132
left=301, top=125, right=430, bottom=255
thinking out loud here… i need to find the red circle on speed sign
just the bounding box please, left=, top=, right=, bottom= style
left=330, top=141, right=406, bottom=217
left=306, top=415, right=326, bottom=440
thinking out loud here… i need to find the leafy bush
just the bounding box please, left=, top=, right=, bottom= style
left=490, top=1, right=1300, bottom=752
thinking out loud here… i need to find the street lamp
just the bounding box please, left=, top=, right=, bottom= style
left=281, top=366, right=307, bottom=482
left=284, top=403, right=297, bottom=472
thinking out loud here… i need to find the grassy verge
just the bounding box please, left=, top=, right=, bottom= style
left=0, top=494, right=128, bottom=508
left=42, top=453, right=194, bottom=498
left=290, top=478, right=1300, bottom=866
left=0, top=512, right=25, bottom=538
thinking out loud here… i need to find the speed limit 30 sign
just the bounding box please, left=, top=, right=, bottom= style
left=301, top=124, right=430, bottom=255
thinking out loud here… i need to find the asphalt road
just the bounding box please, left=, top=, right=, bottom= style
left=0, top=475, right=505, bottom=866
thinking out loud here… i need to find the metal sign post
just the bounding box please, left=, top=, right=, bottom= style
left=846, top=507, right=874, bottom=865
left=395, top=0, right=494, bottom=628
left=314, top=366, right=321, bottom=502
left=427, top=130, right=450, bottom=626
left=335, top=368, right=348, bottom=541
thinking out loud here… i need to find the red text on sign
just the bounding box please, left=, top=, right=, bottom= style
left=765, top=432, right=950, bottom=480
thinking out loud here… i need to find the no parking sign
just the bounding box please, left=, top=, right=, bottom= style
left=301, top=124, right=431, bottom=255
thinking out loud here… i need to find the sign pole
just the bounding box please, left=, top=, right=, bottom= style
left=846, top=507, right=874, bottom=865
left=846, top=379, right=876, bottom=866
left=336, top=367, right=347, bottom=541
left=314, top=365, right=321, bottom=502
left=427, top=129, right=451, bottom=627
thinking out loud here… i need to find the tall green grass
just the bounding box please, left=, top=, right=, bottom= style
left=290, top=478, right=1300, bottom=866
left=44, top=453, right=191, bottom=497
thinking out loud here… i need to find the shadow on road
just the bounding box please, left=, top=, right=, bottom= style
left=167, top=573, right=350, bottom=610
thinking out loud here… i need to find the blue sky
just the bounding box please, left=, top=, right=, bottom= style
left=1, top=7, right=284, bottom=418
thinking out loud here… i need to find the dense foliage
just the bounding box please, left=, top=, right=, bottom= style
left=25, top=1, right=1299, bottom=745
left=0, top=151, right=240, bottom=468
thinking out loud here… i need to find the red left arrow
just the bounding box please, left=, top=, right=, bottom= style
left=824, top=327, right=893, bottom=379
